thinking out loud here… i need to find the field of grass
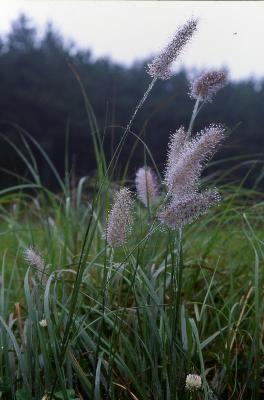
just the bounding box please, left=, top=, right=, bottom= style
left=0, top=132, right=263, bottom=400
left=0, top=166, right=264, bottom=399
left=1, top=19, right=264, bottom=400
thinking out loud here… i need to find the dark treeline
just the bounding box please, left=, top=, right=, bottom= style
left=1, top=14, right=264, bottom=190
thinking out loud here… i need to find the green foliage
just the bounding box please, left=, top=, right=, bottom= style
left=0, top=15, right=263, bottom=399
left=0, top=139, right=263, bottom=398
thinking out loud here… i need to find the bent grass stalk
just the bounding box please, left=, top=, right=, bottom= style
left=49, top=74, right=158, bottom=400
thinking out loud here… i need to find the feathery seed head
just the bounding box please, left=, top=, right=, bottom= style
left=165, top=124, right=225, bottom=199
left=24, top=247, right=45, bottom=272
left=24, top=246, right=47, bottom=281
left=135, top=167, right=159, bottom=206
left=147, top=19, right=198, bottom=80
left=106, top=188, right=134, bottom=247
left=159, top=189, right=220, bottom=228
left=190, top=70, right=227, bottom=102
left=185, top=374, right=202, bottom=391
left=165, top=127, right=187, bottom=184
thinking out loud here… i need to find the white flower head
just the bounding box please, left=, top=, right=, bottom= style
left=39, top=319, right=48, bottom=328
left=185, top=374, right=202, bottom=391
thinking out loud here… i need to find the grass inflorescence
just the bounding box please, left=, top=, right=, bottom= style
left=0, top=18, right=264, bottom=400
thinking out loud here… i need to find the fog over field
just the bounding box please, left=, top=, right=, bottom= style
left=0, top=1, right=263, bottom=80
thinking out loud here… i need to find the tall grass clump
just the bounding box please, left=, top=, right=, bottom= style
left=0, top=18, right=264, bottom=400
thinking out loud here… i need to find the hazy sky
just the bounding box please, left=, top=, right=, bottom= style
left=0, top=1, right=263, bottom=80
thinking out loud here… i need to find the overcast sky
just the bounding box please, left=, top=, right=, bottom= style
left=0, top=1, right=263, bottom=80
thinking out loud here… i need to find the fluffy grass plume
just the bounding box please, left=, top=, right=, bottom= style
left=135, top=167, right=159, bottom=206
left=106, top=187, right=134, bottom=247
left=159, top=189, right=220, bottom=228
left=147, top=19, right=198, bottom=80
left=190, top=69, right=227, bottom=102
left=165, top=124, right=225, bottom=199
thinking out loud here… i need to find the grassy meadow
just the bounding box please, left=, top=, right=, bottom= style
left=0, top=19, right=264, bottom=400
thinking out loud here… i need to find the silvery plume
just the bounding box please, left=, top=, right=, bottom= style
left=159, top=189, right=220, bottom=228
left=24, top=247, right=46, bottom=281
left=106, top=188, right=134, bottom=248
left=164, top=126, right=187, bottom=183
left=147, top=19, right=198, bottom=80
left=165, top=124, right=225, bottom=200
left=190, top=69, right=227, bottom=102
left=135, top=167, right=159, bottom=207
left=160, top=124, right=225, bottom=228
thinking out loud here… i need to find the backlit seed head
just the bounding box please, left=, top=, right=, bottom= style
left=106, top=188, right=134, bottom=247
left=165, top=127, right=187, bottom=184
left=24, top=247, right=45, bottom=277
left=147, top=19, right=198, bottom=80
left=190, top=70, right=227, bottom=102
left=159, top=189, right=220, bottom=228
left=135, top=167, right=159, bottom=206
left=23, top=247, right=49, bottom=284
left=165, top=124, right=225, bottom=200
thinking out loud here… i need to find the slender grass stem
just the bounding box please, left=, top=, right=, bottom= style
left=175, top=227, right=183, bottom=336
left=187, top=97, right=200, bottom=138
left=49, top=77, right=157, bottom=399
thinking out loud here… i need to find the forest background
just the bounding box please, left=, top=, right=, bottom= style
left=0, top=15, right=263, bottom=190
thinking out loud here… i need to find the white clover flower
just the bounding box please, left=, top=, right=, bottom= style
left=39, top=319, right=48, bottom=328
left=185, top=374, right=202, bottom=391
